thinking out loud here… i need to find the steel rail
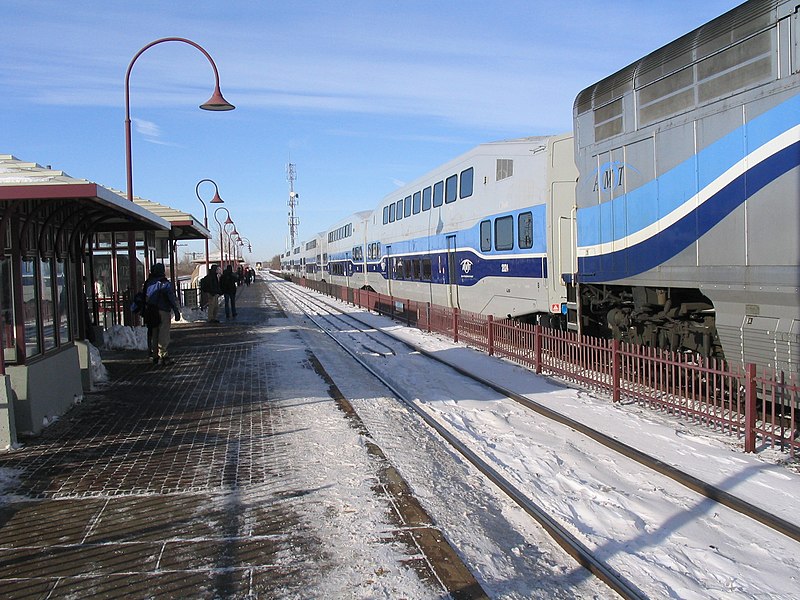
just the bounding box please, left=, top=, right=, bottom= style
left=290, top=281, right=800, bottom=545
left=272, top=281, right=648, bottom=600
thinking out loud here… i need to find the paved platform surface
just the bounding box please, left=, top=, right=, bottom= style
left=0, top=279, right=483, bottom=599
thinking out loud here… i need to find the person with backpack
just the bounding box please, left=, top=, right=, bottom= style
left=199, top=264, right=221, bottom=323
left=144, top=263, right=181, bottom=365
left=219, top=264, right=238, bottom=319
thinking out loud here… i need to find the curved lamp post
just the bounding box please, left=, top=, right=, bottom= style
left=124, top=37, right=234, bottom=300
left=236, top=237, right=244, bottom=264
left=240, top=237, right=253, bottom=254
left=214, top=207, right=233, bottom=269
left=195, top=179, right=224, bottom=272
left=225, top=221, right=239, bottom=268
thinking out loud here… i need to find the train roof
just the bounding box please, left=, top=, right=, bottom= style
left=574, top=0, right=785, bottom=115
left=376, top=134, right=570, bottom=203
left=326, top=210, right=373, bottom=230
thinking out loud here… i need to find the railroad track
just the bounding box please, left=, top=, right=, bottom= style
left=269, top=276, right=800, bottom=599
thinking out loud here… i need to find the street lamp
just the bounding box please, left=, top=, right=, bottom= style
left=195, top=179, right=224, bottom=273
left=241, top=237, right=253, bottom=254
left=236, top=235, right=244, bottom=262
left=124, top=37, right=234, bottom=302
left=225, top=221, right=239, bottom=268
left=214, top=207, right=233, bottom=269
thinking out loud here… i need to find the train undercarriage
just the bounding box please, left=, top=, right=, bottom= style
left=572, top=284, right=724, bottom=359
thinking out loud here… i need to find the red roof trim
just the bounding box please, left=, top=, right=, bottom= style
left=0, top=183, right=101, bottom=201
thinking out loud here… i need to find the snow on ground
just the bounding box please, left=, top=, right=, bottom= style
left=272, top=276, right=800, bottom=599
left=3, top=273, right=796, bottom=598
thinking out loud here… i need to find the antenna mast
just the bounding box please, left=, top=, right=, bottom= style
left=287, top=162, right=299, bottom=249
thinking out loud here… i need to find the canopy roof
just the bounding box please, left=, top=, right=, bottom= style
left=106, top=189, right=212, bottom=240
left=0, top=154, right=170, bottom=232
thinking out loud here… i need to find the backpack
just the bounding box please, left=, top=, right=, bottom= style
left=142, top=280, right=164, bottom=327
left=129, top=291, right=146, bottom=314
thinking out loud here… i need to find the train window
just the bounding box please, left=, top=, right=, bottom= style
left=422, top=186, right=432, bottom=211
left=410, top=259, right=420, bottom=280
left=383, top=206, right=389, bottom=225
left=395, top=199, right=404, bottom=221
left=496, top=159, right=513, bottom=180
left=433, top=181, right=444, bottom=207
left=422, top=258, right=432, bottom=281
left=412, top=191, right=421, bottom=214
left=518, top=212, right=533, bottom=249
left=460, top=167, right=473, bottom=199
left=353, top=246, right=363, bottom=261
left=445, top=174, right=458, bottom=203
left=404, top=195, right=412, bottom=218
left=389, top=203, right=396, bottom=223
left=395, top=258, right=405, bottom=280
left=495, top=216, right=513, bottom=251
left=480, top=220, right=491, bottom=252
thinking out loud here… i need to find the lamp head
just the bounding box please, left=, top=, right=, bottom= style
left=200, top=86, right=235, bottom=111
left=210, top=191, right=224, bottom=204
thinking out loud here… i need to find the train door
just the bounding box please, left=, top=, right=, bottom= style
left=385, top=245, right=392, bottom=297
left=552, top=180, right=574, bottom=329
left=548, top=134, right=579, bottom=332
left=446, top=234, right=460, bottom=309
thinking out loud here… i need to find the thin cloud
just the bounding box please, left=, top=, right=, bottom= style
left=133, top=118, right=181, bottom=147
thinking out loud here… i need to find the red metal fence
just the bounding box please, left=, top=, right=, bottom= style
left=297, top=277, right=798, bottom=457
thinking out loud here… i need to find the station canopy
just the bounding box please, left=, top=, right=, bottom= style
left=0, top=154, right=171, bottom=233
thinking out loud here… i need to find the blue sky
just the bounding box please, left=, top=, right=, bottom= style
left=1, top=0, right=742, bottom=262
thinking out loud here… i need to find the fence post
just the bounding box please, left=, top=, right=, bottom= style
left=426, top=303, right=431, bottom=333
left=406, top=299, right=411, bottom=327
left=744, top=363, right=757, bottom=453
left=453, top=308, right=459, bottom=343
left=612, top=339, right=621, bottom=403
left=487, top=315, right=494, bottom=356
left=534, top=324, right=542, bottom=374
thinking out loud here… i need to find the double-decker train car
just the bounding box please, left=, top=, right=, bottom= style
left=365, top=135, right=577, bottom=322
left=299, top=232, right=325, bottom=281
left=569, top=0, right=799, bottom=371
left=325, top=211, right=372, bottom=289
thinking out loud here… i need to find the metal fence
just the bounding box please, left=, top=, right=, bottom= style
left=297, top=277, right=798, bottom=457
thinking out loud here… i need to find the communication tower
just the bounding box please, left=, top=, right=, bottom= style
left=287, top=163, right=299, bottom=250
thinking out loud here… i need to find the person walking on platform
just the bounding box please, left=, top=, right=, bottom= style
left=144, top=263, right=181, bottom=365
left=200, top=264, right=221, bottom=323
left=220, top=264, right=238, bottom=320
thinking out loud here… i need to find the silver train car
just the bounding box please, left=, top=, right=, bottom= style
left=326, top=211, right=371, bottom=289
left=299, top=232, right=325, bottom=281
left=570, top=0, right=799, bottom=371
left=364, top=135, right=576, bottom=322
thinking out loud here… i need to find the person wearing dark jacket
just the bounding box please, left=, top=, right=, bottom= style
left=219, top=265, right=238, bottom=319
left=199, top=264, right=221, bottom=323
left=144, top=263, right=181, bottom=365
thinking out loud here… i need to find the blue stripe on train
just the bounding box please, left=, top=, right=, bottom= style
left=367, top=250, right=546, bottom=286
left=578, top=140, right=800, bottom=282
